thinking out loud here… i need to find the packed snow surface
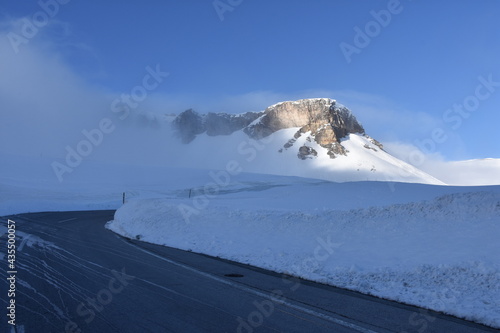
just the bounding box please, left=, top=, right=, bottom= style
left=107, top=179, right=500, bottom=329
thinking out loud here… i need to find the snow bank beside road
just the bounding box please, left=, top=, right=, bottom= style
left=107, top=187, right=500, bottom=328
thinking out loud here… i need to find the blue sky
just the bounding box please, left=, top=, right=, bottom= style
left=1, top=0, right=499, bottom=161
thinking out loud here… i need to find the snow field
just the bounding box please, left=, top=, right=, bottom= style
left=107, top=185, right=500, bottom=328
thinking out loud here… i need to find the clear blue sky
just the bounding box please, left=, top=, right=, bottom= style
left=1, top=0, right=499, bottom=160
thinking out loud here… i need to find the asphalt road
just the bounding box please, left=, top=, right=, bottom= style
left=0, top=210, right=498, bottom=333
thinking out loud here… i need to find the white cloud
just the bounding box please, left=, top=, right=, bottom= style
left=0, top=27, right=108, bottom=156
left=383, top=141, right=446, bottom=169
left=383, top=141, right=500, bottom=185
left=0, top=20, right=175, bottom=164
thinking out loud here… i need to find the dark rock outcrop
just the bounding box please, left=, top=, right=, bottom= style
left=205, top=112, right=263, bottom=136
left=172, top=109, right=263, bottom=143
left=172, top=109, right=205, bottom=144
left=297, top=146, right=318, bottom=160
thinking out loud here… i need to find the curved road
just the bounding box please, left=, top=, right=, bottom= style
left=0, top=210, right=497, bottom=333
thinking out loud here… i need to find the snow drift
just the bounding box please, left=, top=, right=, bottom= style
left=107, top=180, right=500, bottom=328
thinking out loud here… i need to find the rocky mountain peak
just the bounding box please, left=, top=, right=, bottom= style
left=172, top=98, right=370, bottom=159
left=243, top=98, right=365, bottom=158
left=244, top=98, right=363, bottom=138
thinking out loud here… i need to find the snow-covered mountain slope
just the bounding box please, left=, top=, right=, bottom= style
left=171, top=98, right=444, bottom=185
left=175, top=128, right=444, bottom=185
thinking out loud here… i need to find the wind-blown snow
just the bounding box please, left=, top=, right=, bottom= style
left=107, top=180, right=500, bottom=329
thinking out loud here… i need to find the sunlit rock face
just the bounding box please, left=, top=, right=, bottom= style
left=173, top=98, right=369, bottom=158
left=244, top=98, right=363, bottom=138
left=244, top=98, right=365, bottom=158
